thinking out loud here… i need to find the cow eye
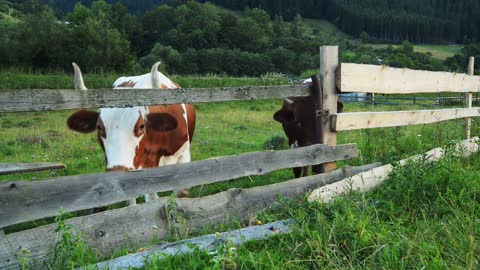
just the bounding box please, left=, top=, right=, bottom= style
left=139, top=124, right=145, bottom=130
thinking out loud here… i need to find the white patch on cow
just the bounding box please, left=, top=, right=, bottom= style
left=99, top=106, right=148, bottom=170
left=113, top=71, right=177, bottom=89
left=290, top=141, right=299, bottom=149
left=181, top=103, right=189, bottom=141
left=158, top=140, right=191, bottom=166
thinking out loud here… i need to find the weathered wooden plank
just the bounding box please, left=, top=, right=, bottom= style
left=0, top=163, right=379, bottom=270
left=0, top=163, right=65, bottom=176
left=0, top=143, right=357, bottom=229
left=308, top=137, right=479, bottom=202
left=337, top=63, right=480, bottom=94
left=0, top=85, right=308, bottom=113
left=320, top=46, right=339, bottom=172
left=465, top=57, right=475, bottom=139
left=331, top=108, right=480, bottom=131
left=87, top=220, right=292, bottom=270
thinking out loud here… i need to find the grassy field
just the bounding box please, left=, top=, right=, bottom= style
left=1, top=73, right=479, bottom=269
left=303, top=19, right=352, bottom=41
left=367, top=44, right=462, bottom=60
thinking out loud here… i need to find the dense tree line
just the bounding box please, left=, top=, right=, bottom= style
left=1, top=0, right=327, bottom=75
left=445, top=44, right=480, bottom=74
left=201, top=0, right=480, bottom=44
left=3, top=0, right=466, bottom=75
left=13, top=0, right=480, bottom=43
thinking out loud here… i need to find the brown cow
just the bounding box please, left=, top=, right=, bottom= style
left=274, top=87, right=343, bottom=178
left=67, top=62, right=195, bottom=204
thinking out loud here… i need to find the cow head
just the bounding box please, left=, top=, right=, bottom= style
left=67, top=63, right=180, bottom=171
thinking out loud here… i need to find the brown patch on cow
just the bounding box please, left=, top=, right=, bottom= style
left=117, top=80, right=137, bottom=88
left=133, top=104, right=196, bottom=168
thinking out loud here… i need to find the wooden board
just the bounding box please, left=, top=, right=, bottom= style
left=337, top=63, right=480, bottom=94
left=89, top=220, right=292, bottom=270
left=331, top=108, right=480, bottom=131
left=0, top=85, right=308, bottom=113
left=320, top=46, right=339, bottom=172
left=465, top=57, right=475, bottom=139
left=0, top=163, right=65, bottom=176
left=308, top=137, right=479, bottom=202
left=0, top=163, right=380, bottom=270
left=0, top=143, right=357, bottom=229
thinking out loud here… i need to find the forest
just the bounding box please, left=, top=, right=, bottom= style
left=0, top=0, right=478, bottom=75
left=201, top=0, right=480, bottom=44
left=12, top=0, right=480, bottom=44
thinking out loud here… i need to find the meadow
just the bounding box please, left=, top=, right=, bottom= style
left=0, top=72, right=479, bottom=269
left=367, top=44, right=463, bottom=60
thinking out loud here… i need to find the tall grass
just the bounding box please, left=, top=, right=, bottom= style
left=0, top=71, right=289, bottom=89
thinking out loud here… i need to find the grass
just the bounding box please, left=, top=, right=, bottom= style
left=0, top=11, right=21, bottom=24
left=146, top=153, right=480, bottom=269
left=303, top=19, right=352, bottom=41
left=367, top=44, right=463, bottom=60
left=414, top=44, right=463, bottom=60
left=1, top=72, right=479, bottom=269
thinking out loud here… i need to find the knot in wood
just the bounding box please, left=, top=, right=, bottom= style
left=95, top=230, right=106, bottom=238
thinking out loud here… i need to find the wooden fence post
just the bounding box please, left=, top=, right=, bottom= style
left=310, top=75, right=326, bottom=173
left=320, top=46, right=339, bottom=172
left=465, top=56, right=474, bottom=139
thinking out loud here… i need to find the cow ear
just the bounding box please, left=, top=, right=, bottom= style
left=67, top=110, right=99, bottom=133
left=147, top=112, right=178, bottom=132
left=273, top=109, right=294, bottom=123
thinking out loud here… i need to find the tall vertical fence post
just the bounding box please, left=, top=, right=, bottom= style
left=310, top=75, right=326, bottom=173
left=465, top=56, right=474, bottom=139
left=320, top=46, right=339, bottom=172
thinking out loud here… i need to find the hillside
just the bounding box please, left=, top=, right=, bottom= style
left=9, top=0, right=479, bottom=44
left=203, top=0, right=480, bottom=44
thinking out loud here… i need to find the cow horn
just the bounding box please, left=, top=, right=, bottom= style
left=151, top=61, right=162, bottom=89
left=285, top=97, right=294, bottom=105
left=72, top=62, right=87, bottom=90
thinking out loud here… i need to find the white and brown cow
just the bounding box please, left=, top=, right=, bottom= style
left=67, top=62, right=195, bottom=205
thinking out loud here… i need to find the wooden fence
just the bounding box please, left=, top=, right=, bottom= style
left=0, top=46, right=478, bottom=269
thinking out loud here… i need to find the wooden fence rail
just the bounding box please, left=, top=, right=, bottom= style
left=0, top=85, right=307, bottom=113
left=0, top=163, right=65, bottom=176
left=0, top=143, right=357, bottom=229
left=338, top=63, right=480, bottom=94
left=332, top=107, right=480, bottom=131
left=0, top=163, right=378, bottom=270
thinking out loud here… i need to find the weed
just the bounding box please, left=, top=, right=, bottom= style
left=44, top=209, right=98, bottom=270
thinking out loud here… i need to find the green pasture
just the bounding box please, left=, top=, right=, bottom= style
left=0, top=73, right=478, bottom=269
left=367, top=44, right=462, bottom=60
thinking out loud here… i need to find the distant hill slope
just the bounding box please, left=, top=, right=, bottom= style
left=202, top=0, right=479, bottom=44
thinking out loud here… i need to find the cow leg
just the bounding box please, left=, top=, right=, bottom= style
left=301, top=166, right=309, bottom=177
left=293, top=167, right=303, bottom=178
left=175, top=141, right=191, bottom=198
left=311, top=164, right=323, bottom=175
